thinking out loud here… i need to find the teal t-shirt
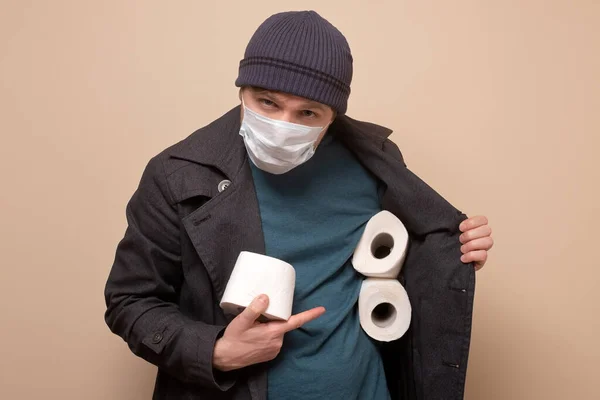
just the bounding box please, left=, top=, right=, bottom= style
left=249, top=133, right=391, bottom=400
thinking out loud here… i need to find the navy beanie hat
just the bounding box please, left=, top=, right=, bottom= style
left=235, top=10, right=353, bottom=114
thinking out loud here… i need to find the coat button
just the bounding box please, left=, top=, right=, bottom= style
left=152, top=332, right=163, bottom=344
left=218, top=180, right=231, bottom=193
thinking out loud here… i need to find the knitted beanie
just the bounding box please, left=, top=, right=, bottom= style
left=235, top=10, right=353, bottom=114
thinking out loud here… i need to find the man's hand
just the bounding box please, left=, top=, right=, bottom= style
left=212, top=294, right=326, bottom=372
left=459, top=215, right=494, bottom=271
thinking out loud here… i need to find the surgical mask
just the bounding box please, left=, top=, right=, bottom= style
left=239, top=101, right=326, bottom=175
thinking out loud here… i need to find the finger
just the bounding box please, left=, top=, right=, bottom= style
left=460, top=250, right=488, bottom=266
left=459, top=216, right=489, bottom=232
left=232, top=294, right=269, bottom=331
left=460, top=237, right=494, bottom=254
left=459, top=225, right=492, bottom=244
left=279, top=306, right=326, bottom=334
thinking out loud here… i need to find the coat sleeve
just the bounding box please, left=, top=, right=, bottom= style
left=104, top=155, right=235, bottom=391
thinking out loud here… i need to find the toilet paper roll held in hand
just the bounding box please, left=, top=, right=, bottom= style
left=220, top=251, right=296, bottom=321
left=352, top=210, right=409, bottom=278
left=358, top=278, right=411, bottom=342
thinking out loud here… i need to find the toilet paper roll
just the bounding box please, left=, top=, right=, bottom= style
left=220, top=251, right=296, bottom=321
left=352, top=210, right=409, bottom=278
left=358, top=278, right=412, bottom=342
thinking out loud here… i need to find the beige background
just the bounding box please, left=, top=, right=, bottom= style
left=1, top=1, right=598, bottom=399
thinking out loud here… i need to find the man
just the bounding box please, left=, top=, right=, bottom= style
left=104, top=10, right=494, bottom=400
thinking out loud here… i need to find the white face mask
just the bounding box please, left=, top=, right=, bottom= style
left=239, top=101, right=326, bottom=175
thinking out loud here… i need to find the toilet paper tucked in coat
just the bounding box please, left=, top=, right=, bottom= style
left=358, top=278, right=412, bottom=342
left=352, top=210, right=409, bottom=278
left=220, top=251, right=296, bottom=321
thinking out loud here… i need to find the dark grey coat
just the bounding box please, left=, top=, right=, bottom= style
left=104, top=106, right=476, bottom=400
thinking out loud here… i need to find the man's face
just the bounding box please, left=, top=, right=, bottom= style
left=240, top=87, right=336, bottom=146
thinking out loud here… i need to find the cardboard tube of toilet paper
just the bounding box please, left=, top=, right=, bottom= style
left=358, top=278, right=411, bottom=342
left=220, top=251, right=296, bottom=321
left=352, top=210, right=409, bottom=278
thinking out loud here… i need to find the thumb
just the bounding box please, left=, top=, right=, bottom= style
left=230, top=294, right=269, bottom=332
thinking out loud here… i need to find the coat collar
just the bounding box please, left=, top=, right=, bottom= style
left=330, top=113, right=394, bottom=144
left=168, top=105, right=395, bottom=178
left=168, top=106, right=246, bottom=180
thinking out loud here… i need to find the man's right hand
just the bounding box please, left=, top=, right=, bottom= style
left=212, top=294, right=326, bottom=371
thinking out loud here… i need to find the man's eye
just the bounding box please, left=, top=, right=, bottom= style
left=302, top=110, right=316, bottom=118
left=259, top=99, right=276, bottom=107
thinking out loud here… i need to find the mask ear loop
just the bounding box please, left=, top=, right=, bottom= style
left=240, top=95, right=252, bottom=124
left=240, top=97, right=260, bottom=121
left=240, top=95, right=256, bottom=116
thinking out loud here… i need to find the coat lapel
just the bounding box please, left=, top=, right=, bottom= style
left=180, top=163, right=265, bottom=302
left=170, top=106, right=268, bottom=400
left=331, top=115, right=462, bottom=235
left=333, top=115, right=474, bottom=399
left=172, top=106, right=266, bottom=304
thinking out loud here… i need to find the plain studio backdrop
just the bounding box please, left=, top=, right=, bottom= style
left=1, top=1, right=598, bottom=399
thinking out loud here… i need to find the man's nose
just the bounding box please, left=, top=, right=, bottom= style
left=279, top=111, right=296, bottom=124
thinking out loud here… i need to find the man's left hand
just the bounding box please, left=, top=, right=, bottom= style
left=459, top=215, right=494, bottom=271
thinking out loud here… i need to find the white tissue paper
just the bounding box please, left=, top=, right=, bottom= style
left=352, top=210, right=409, bottom=278
left=220, top=251, right=296, bottom=321
left=358, top=278, right=412, bottom=342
